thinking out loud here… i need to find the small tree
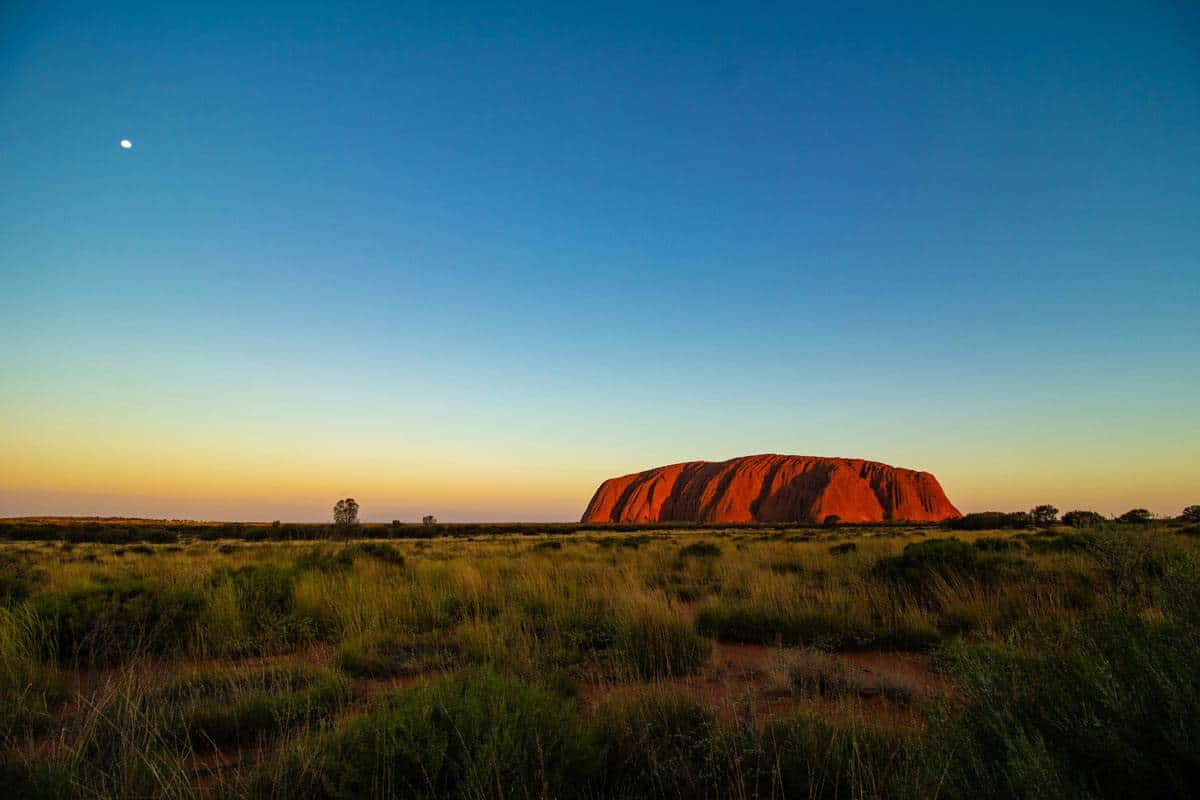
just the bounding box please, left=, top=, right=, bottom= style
left=1181, top=505, right=1200, bottom=523
left=822, top=514, right=840, bottom=528
left=1030, top=505, right=1059, bottom=527
left=333, top=498, right=359, bottom=526
left=1117, top=508, right=1152, bottom=525
left=422, top=515, right=438, bottom=526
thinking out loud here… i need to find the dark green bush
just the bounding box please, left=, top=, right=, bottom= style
left=936, top=612, right=1200, bottom=799
left=335, top=632, right=461, bottom=678
left=33, top=581, right=204, bottom=665
left=591, top=690, right=721, bottom=798
left=949, top=512, right=1032, bottom=531
left=678, top=541, right=721, bottom=559
left=1118, top=508, right=1154, bottom=525
left=829, top=542, right=857, bottom=555
left=344, top=542, right=405, bottom=565
left=874, top=537, right=1031, bottom=591
left=1062, top=510, right=1107, bottom=528
left=0, top=553, right=43, bottom=606
left=973, top=536, right=1023, bottom=552
left=262, top=668, right=595, bottom=799
left=173, top=666, right=350, bottom=748
left=294, top=547, right=354, bottom=572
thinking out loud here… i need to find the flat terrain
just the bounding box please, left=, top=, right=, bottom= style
left=2, top=522, right=1198, bottom=798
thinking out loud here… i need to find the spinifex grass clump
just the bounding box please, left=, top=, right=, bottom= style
left=33, top=580, right=205, bottom=665
left=0, top=553, right=43, bottom=607
left=0, top=605, right=66, bottom=740
left=202, top=564, right=318, bottom=655
left=335, top=630, right=462, bottom=678
left=873, top=537, right=1033, bottom=591
left=164, top=665, right=350, bottom=748
left=260, top=668, right=594, bottom=799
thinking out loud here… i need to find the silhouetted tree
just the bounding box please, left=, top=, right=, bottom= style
left=1182, top=505, right=1200, bottom=523
left=333, top=498, right=359, bottom=526
left=1118, top=508, right=1152, bottom=525
left=1030, top=505, right=1059, bottom=527
left=423, top=515, right=438, bottom=526
left=822, top=515, right=840, bottom=527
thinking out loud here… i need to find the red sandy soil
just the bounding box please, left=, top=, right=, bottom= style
left=582, top=454, right=961, bottom=525
left=578, top=642, right=945, bottom=730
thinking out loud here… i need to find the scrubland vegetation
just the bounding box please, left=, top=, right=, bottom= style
left=2, top=519, right=1199, bottom=798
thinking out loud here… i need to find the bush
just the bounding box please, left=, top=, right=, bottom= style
left=0, top=553, right=43, bottom=606
left=973, top=536, right=1023, bottom=552
left=294, top=547, right=354, bottom=572
left=335, top=631, right=461, bottom=678
left=613, top=604, right=711, bottom=678
left=1118, top=508, right=1153, bottom=525
left=756, top=713, right=922, bottom=800
left=1029, top=505, right=1059, bottom=527
left=949, top=512, right=1036, bottom=531
left=261, top=668, right=595, bottom=799
left=590, top=690, right=721, bottom=798
left=678, top=541, right=721, bottom=559
left=1183, top=505, right=1200, bottom=524
left=344, top=542, right=405, bottom=565
left=936, top=610, right=1200, bottom=799
left=1061, top=510, right=1106, bottom=528
left=829, top=542, right=857, bottom=555
left=696, top=599, right=875, bottom=650
left=874, top=537, right=1031, bottom=591
left=33, top=580, right=204, bottom=665
left=171, top=665, right=350, bottom=748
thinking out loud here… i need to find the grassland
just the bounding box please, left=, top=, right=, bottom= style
left=2, top=520, right=1199, bottom=798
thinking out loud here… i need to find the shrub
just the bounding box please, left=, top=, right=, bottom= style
left=949, top=512, right=1032, bottom=531
left=261, top=669, right=595, bottom=799
left=973, top=536, right=1022, bottom=552
left=678, top=541, right=721, bottom=559
left=874, top=537, right=1031, bottom=591
left=344, top=542, right=405, bottom=565
left=335, top=631, right=461, bottom=678
left=0, top=553, right=42, bottom=606
left=1062, top=510, right=1107, bottom=528
left=33, top=580, right=204, bottom=665
left=590, top=690, right=721, bottom=798
left=613, top=603, right=710, bottom=679
left=294, top=547, right=354, bottom=572
left=829, top=542, right=857, bottom=555
left=0, top=606, right=66, bottom=740
left=935, top=609, right=1200, bottom=799
left=532, top=540, right=563, bottom=551
left=1183, top=505, right=1200, bottom=524
left=171, top=665, right=349, bottom=748
left=696, top=598, right=873, bottom=649
left=1118, top=508, right=1153, bottom=525
left=756, top=713, right=922, bottom=800
left=1029, top=505, right=1059, bottom=527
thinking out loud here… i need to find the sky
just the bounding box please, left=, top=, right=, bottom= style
left=2, top=1, right=1198, bottom=521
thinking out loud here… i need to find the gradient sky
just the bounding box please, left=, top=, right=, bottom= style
left=2, top=1, right=1198, bottom=521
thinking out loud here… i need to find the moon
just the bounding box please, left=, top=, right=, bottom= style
left=120, top=139, right=133, bottom=149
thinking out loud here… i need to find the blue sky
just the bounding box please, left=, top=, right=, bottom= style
left=2, top=1, right=1197, bottom=520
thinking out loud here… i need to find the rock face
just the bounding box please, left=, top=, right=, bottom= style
left=581, top=454, right=960, bottom=524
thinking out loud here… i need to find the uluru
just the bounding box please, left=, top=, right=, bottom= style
left=581, top=454, right=961, bottom=524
